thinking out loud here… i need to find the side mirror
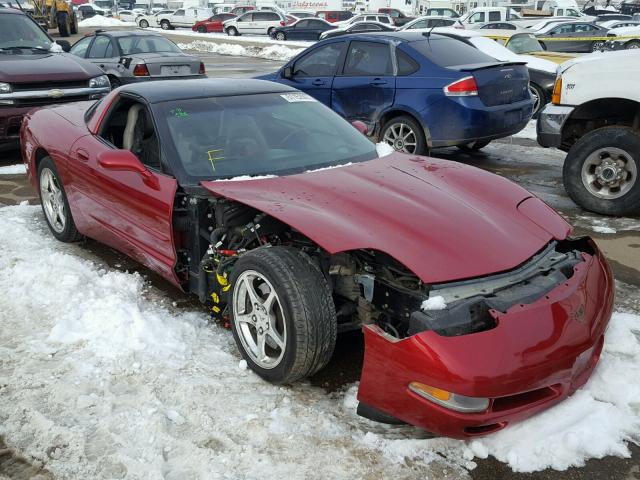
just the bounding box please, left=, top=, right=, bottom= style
left=97, top=150, right=159, bottom=188
left=282, top=66, right=293, bottom=79
left=56, top=40, right=71, bottom=52
left=351, top=120, right=367, bottom=135
left=540, top=41, right=547, bottom=50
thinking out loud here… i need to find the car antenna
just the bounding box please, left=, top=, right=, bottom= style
left=423, top=25, right=437, bottom=38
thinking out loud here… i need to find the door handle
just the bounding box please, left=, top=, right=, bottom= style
left=312, top=79, right=325, bottom=86
left=370, top=79, right=387, bottom=86
left=99, top=64, right=105, bottom=69
left=76, top=149, right=90, bottom=162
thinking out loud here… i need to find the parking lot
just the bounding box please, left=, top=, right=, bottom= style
left=0, top=24, right=639, bottom=480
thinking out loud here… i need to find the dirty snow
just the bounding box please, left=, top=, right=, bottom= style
left=592, top=225, right=617, bottom=234
left=421, top=296, right=447, bottom=311
left=78, top=15, right=136, bottom=27
left=213, top=174, right=278, bottom=182
left=155, top=28, right=313, bottom=48
left=376, top=142, right=395, bottom=157
left=0, top=163, right=26, bottom=174
left=512, top=120, right=537, bottom=141
left=177, top=40, right=303, bottom=61
left=0, top=204, right=639, bottom=478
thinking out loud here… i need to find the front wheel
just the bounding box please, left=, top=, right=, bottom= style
left=230, top=247, right=337, bottom=384
left=197, top=25, right=206, bottom=33
left=226, top=26, right=239, bottom=36
left=380, top=115, right=427, bottom=155
left=591, top=40, right=606, bottom=52
left=57, top=11, right=70, bottom=37
left=457, top=140, right=491, bottom=152
left=160, top=19, right=171, bottom=30
left=563, top=126, right=640, bottom=216
left=275, top=31, right=285, bottom=41
left=139, top=18, right=149, bottom=28
left=38, top=157, right=82, bottom=242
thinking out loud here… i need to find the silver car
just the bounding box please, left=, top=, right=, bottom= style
left=69, top=31, right=204, bottom=88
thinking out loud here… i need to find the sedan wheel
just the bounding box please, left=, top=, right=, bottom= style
left=591, top=40, right=606, bottom=52
left=197, top=25, right=206, bottom=33
left=276, top=32, right=285, bottom=40
left=139, top=19, right=149, bottom=28
left=381, top=116, right=426, bottom=155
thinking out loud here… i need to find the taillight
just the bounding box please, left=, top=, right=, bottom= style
left=199, top=62, right=205, bottom=75
left=551, top=75, right=562, bottom=105
left=443, top=76, right=478, bottom=96
left=132, top=63, right=149, bottom=76
left=280, top=20, right=285, bottom=26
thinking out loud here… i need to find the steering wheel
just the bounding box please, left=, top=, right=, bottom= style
left=280, top=128, right=308, bottom=149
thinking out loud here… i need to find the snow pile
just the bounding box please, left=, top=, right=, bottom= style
left=0, top=163, right=26, bottom=174
left=592, top=225, right=617, bottom=234
left=154, top=28, right=313, bottom=47
left=376, top=142, right=395, bottom=157
left=421, top=295, right=447, bottom=311
left=177, top=40, right=303, bottom=61
left=78, top=15, right=136, bottom=27
left=214, top=174, right=278, bottom=181
left=0, top=204, right=639, bottom=477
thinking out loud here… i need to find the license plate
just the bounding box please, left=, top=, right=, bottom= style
left=160, top=65, right=191, bottom=76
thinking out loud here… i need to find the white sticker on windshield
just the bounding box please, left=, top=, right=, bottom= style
left=280, top=93, right=317, bottom=103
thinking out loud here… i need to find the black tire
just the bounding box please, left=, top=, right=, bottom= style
left=108, top=76, right=121, bottom=89
left=563, top=126, right=640, bottom=216
left=139, top=18, right=149, bottom=28
left=529, top=82, right=546, bottom=119
left=160, top=19, right=171, bottom=30
left=267, top=27, right=275, bottom=37
left=457, top=140, right=491, bottom=152
left=625, top=40, right=640, bottom=50
left=37, top=157, right=82, bottom=243
left=591, top=40, right=606, bottom=52
left=229, top=247, right=337, bottom=384
left=380, top=115, right=427, bottom=155
left=57, top=11, right=70, bottom=37
left=197, top=25, right=206, bottom=33
left=275, top=31, right=286, bottom=41
left=226, top=26, right=239, bottom=36
left=70, top=12, right=78, bottom=34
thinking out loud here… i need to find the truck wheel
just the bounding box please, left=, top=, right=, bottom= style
left=139, top=18, right=149, bottom=28
left=529, top=83, right=546, bottom=119
left=229, top=247, right=337, bottom=384
left=160, top=19, right=171, bottom=30
left=563, top=126, right=640, bottom=216
left=57, top=11, right=70, bottom=37
left=457, top=140, right=491, bottom=152
left=380, top=115, right=427, bottom=155
left=70, top=12, right=78, bottom=34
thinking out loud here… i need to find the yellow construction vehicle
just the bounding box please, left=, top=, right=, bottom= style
left=30, top=0, right=78, bottom=37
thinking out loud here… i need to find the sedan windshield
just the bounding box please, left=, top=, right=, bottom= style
left=0, top=13, right=53, bottom=51
left=117, top=36, right=181, bottom=55
left=156, top=92, right=378, bottom=181
left=507, top=34, right=544, bottom=53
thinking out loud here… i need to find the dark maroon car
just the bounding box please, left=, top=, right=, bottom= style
left=0, top=7, right=110, bottom=147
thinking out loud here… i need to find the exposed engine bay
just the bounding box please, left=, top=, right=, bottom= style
left=173, top=192, right=594, bottom=339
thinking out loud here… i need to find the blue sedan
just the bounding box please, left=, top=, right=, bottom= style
left=270, top=18, right=336, bottom=41
left=258, top=32, right=534, bottom=154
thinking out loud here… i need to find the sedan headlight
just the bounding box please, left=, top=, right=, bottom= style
left=89, top=75, right=110, bottom=89
left=0, top=82, right=11, bottom=94
left=409, top=382, right=490, bottom=413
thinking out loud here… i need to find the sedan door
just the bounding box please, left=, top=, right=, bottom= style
left=86, top=35, right=120, bottom=75
left=277, top=41, right=347, bottom=106
left=331, top=40, right=396, bottom=128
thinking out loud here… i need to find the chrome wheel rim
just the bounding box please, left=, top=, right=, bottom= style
left=39, top=168, right=66, bottom=233
left=161, top=22, right=169, bottom=29
left=383, top=122, right=417, bottom=154
left=529, top=85, right=541, bottom=114
left=228, top=27, right=237, bottom=35
left=276, top=32, right=285, bottom=40
left=233, top=270, right=287, bottom=369
left=581, top=147, right=637, bottom=199
left=592, top=41, right=605, bottom=51
left=140, top=19, right=148, bottom=27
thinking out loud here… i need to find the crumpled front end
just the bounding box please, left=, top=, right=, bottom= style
left=357, top=238, right=614, bottom=439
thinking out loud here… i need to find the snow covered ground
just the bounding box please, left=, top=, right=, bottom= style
left=0, top=164, right=26, bottom=175
left=78, top=15, right=136, bottom=28
left=0, top=204, right=639, bottom=479
left=152, top=28, right=314, bottom=48
left=177, top=40, right=303, bottom=61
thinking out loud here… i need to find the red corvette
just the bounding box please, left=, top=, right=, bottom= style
left=21, top=79, right=614, bottom=439
left=192, top=13, right=236, bottom=33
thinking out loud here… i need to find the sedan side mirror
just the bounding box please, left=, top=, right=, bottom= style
left=56, top=40, right=71, bottom=52
left=351, top=120, right=367, bottom=135
left=282, top=66, right=293, bottom=79
left=97, top=150, right=159, bottom=188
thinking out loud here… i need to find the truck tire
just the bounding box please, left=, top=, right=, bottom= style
left=57, top=11, right=70, bottom=37
left=160, top=19, right=171, bottom=30
left=70, top=12, right=78, bottom=34
left=229, top=247, right=337, bottom=384
left=563, top=126, right=640, bottom=216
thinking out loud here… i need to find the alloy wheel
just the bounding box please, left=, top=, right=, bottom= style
left=233, top=270, right=287, bottom=369
left=39, top=168, right=66, bottom=233
left=383, top=122, right=418, bottom=154
left=139, top=19, right=148, bottom=28
left=276, top=32, right=285, bottom=40
left=529, top=85, right=541, bottom=115
left=581, top=147, right=637, bottom=199
left=591, top=41, right=605, bottom=52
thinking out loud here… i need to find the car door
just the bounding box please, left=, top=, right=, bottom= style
left=287, top=19, right=308, bottom=39
left=68, top=97, right=179, bottom=285
left=304, top=19, right=329, bottom=40
left=331, top=40, right=396, bottom=128
left=277, top=41, right=347, bottom=106
left=69, top=35, right=94, bottom=58
left=544, top=23, right=575, bottom=51
left=573, top=23, right=605, bottom=51
left=236, top=12, right=253, bottom=34
left=86, top=35, right=119, bottom=74
left=171, top=9, right=186, bottom=27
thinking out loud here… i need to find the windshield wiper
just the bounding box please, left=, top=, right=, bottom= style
left=0, top=46, right=51, bottom=53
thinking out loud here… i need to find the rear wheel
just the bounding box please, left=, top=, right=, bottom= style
left=529, top=82, right=546, bottom=119
left=160, top=19, right=171, bottom=30
left=227, top=26, right=239, bottom=36
left=591, top=40, right=606, bottom=52
left=267, top=27, right=276, bottom=36
left=38, top=157, right=82, bottom=243
left=230, top=247, right=337, bottom=384
left=139, top=18, right=149, bottom=28
left=197, top=25, right=206, bottom=33
left=380, top=115, right=427, bottom=155
left=70, top=12, right=78, bottom=34
left=57, top=11, right=70, bottom=37
left=275, top=31, right=286, bottom=40
left=563, top=126, right=640, bottom=216
left=457, top=140, right=491, bottom=152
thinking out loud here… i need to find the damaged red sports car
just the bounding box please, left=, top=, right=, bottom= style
left=21, top=79, right=614, bottom=439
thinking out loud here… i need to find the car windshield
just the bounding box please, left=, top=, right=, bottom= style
left=0, top=13, right=53, bottom=51
left=155, top=92, right=378, bottom=181
left=507, top=33, right=544, bottom=53
left=117, top=35, right=181, bottom=54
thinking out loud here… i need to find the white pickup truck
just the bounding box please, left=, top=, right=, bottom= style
left=537, top=51, right=640, bottom=215
left=156, top=7, right=212, bottom=29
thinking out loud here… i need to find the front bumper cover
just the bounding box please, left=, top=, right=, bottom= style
left=357, top=239, right=614, bottom=439
left=537, top=104, right=575, bottom=148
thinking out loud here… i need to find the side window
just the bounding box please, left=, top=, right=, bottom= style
left=365, top=15, right=376, bottom=21
left=70, top=36, right=93, bottom=58
left=292, top=41, right=345, bottom=77
left=174, top=9, right=184, bottom=15
left=88, top=36, right=112, bottom=59
left=343, top=41, right=393, bottom=76
left=379, top=16, right=391, bottom=23
left=396, top=49, right=418, bottom=76
left=409, top=19, right=427, bottom=29
left=238, top=13, right=252, bottom=21
left=575, top=23, right=595, bottom=32
left=389, top=10, right=400, bottom=17
left=553, top=24, right=575, bottom=33
left=296, top=20, right=309, bottom=28
left=488, top=11, right=500, bottom=21
left=470, top=12, right=485, bottom=23
left=557, top=8, right=564, bottom=15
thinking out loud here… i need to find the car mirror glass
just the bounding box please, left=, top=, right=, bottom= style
left=283, top=66, right=293, bottom=79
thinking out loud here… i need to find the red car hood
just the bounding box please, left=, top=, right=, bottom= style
left=202, top=154, right=568, bottom=283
